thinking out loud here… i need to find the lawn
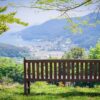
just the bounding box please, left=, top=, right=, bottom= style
left=0, top=82, right=100, bottom=100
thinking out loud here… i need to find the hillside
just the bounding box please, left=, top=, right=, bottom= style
left=0, top=43, right=30, bottom=57
left=0, top=13, right=100, bottom=50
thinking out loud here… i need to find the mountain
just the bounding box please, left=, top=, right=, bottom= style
left=0, top=13, right=100, bottom=50
left=0, top=43, right=30, bottom=57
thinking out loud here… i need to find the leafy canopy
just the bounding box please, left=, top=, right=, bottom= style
left=0, top=6, right=28, bottom=35
left=89, top=41, right=100, bottom=59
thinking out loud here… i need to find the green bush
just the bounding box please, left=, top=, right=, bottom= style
left=0, top=57, right=23, bottom=83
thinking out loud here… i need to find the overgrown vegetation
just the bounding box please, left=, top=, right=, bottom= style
left=0, top=82, right=100, bottom=100
left=0, top=57, right=23, bottom=83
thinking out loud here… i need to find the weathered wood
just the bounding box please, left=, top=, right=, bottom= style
left=41, top=62, right=44, bottom=79
left=50, top=62, right=52, bottom=80
left=72, top=61, right=74, bottom=80
left=80, top=62, right=83, bottom=80
left=32, top=62, right=35, bottom=79
left=54, top=62, right=57, bottom=80
left=24, top=59, right=100, bottom=95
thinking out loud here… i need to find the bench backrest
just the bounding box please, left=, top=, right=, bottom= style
left=24, top=59, right=100, bottom=82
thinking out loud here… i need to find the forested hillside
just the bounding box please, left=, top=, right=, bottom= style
left=0, top=43, right=30, bottom=57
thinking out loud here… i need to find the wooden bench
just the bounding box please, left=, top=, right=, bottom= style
left=24, top=58, right=100, bottom=95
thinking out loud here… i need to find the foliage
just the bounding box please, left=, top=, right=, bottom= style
left=0, top=57, right=23, bottom=83
left=62, top=47, right=88, bottom=59
left=0, top=6, right=28, bottom=35
left=89, top=41, right=100, bottom=59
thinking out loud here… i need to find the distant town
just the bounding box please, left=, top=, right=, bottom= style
left=26, top=37, right=76, bottom=59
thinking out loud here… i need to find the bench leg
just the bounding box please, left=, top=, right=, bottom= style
left=28, top=81, right=30, bottom=94
left=24, top=81, right=30, bottom=95
left=24, top=80, right=27, bottom=95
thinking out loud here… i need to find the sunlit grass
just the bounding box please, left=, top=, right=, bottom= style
left=0, top=82, right=100, bottom=100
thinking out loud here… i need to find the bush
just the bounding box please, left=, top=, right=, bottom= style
left=0, top=57, right=23, bottom=83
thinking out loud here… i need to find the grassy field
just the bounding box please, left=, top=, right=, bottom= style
left=0, top=82, right=100, bottom=100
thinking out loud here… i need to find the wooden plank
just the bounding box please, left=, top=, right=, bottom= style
left=89, top=62, right=92, bottom=81
left=85, top=62, right=88, bottom=80
left=28, top=62, right=30, bottom=80
left=54, top=62, right=57, bottom=80
left=36, top=62, right=39, bottom=79
left=50, top=62, right=52, bottom=80
left=25, top=59, right=100, bottom=63
left=63, top=62, right=66, bottom=80
left=72, top=61, right=74, bottom=80
left=98, top=62, right=100, bottom=81
left=28, top=78, right=100, bottom=82
left=41, top=62, right=44, bottom=79
left=32, top=62, right=35, bottom=79
left=58, top=61, right=61, bottom=80
left=67, top=61, right=70, bottom=81
left=45, top=62, right=48, bottom=79
left=76, top=61, right=79, bottom=80
left=94, top=62, right=97, bottom=80
left=24, top=59, right=26, bottom=80
left=80, top=62, right=83, bottom=80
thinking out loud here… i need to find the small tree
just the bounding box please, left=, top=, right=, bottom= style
left=89, top=41, right=100, bottom=59
left=62, top=47, right=87, bottom=59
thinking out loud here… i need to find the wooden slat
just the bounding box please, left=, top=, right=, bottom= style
left=28, top=62, right=30, bottom=80
left=58, top=62, right=61, bottom=80
left=67, top=61, right=70, bottom=80
left=54, top=62, right=57, bottom=80
left=94, top=62, right=97, bottom=80
left=45, top=62, right=48, bottom=79
left=99, top=62, right=100, bottom=81
left=25, top=59, right=100, bottom=63
left=89, top=62, right=92, bottom=81
left=85, top=62, right=88, bottom=80
left=41, top=62, right=44, bottom=79
left=72, top=61, right=74, bottom=80
left=36, top=62, right=39, bottom=79
left=76, top=61, right=79, bottom=80
left=63, top=62, right=66, bottom=80
left=50, top=62, right=52, bottom=80
left=24, top=59, right=26, bottom=80
left=80, top=62, right=83, bottom=80
left=32, top=62, right=35, bottom=79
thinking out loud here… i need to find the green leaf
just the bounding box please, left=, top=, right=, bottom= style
left=0, top=6, right=7, bottom=13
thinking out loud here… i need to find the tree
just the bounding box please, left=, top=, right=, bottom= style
left=0, top=6, right=28, bottom=35
left=62, top=47, right=88, bottom=59
left=89, top=41, right=100, bottom=59
left=11, top=0, right=100, bottom=12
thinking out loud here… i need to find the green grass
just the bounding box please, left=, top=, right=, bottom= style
left=0, top=82, right=100, bottom=100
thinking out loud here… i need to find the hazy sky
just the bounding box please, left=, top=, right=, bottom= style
left=0, top=0, right=97, bottom=32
